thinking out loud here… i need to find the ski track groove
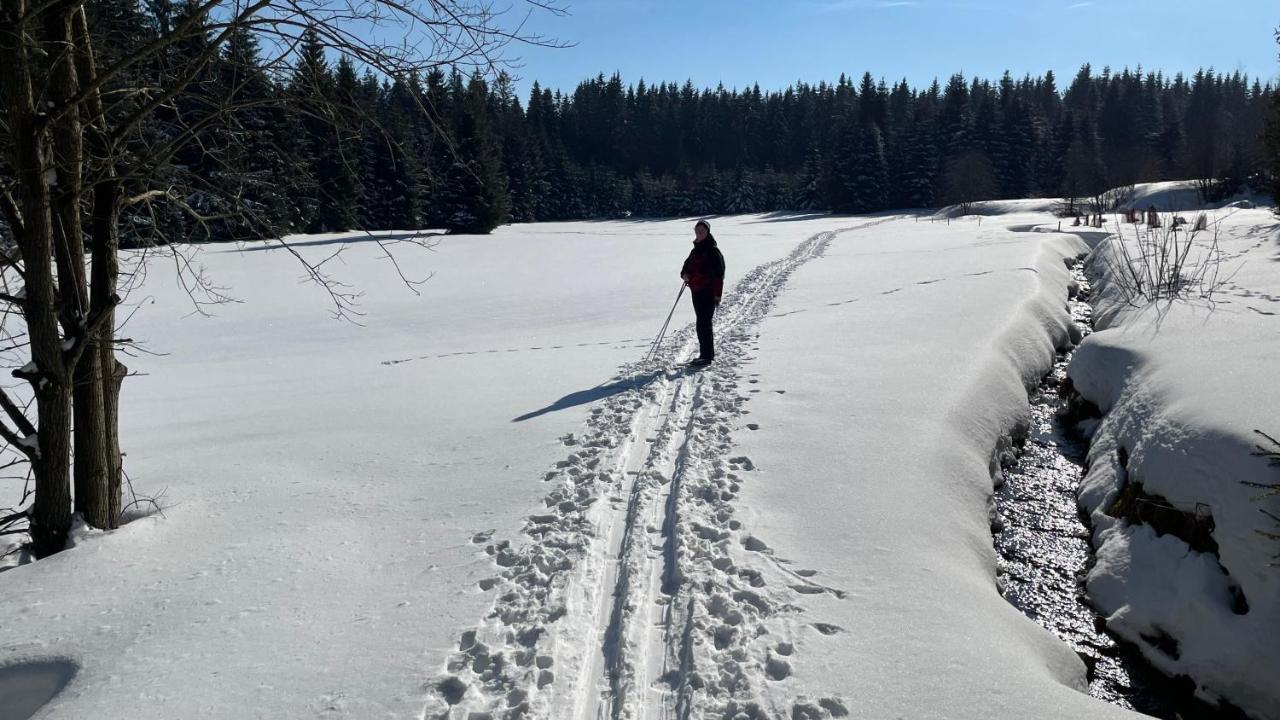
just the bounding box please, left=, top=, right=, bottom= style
left=421, top=219, right=898, bottom=720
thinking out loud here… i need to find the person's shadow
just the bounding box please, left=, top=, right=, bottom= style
left=512, top=371, right=661, bottom=422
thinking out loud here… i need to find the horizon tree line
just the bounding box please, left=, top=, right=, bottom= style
left=61, top=24, right=1274, bottom=240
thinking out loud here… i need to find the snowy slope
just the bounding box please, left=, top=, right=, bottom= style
left=1068, top=205, right=1280, bottom=719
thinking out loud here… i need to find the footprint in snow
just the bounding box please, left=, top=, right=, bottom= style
left=434, top=676, right=467, bottom=705
left=765, top=656, right=791, bottom=681
left=820, top=698, right=851, bottom=717
left=793, top=698, right=851, bottom=718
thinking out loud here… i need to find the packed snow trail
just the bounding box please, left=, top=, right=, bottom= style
left=422, top=218, right=898, bottom=720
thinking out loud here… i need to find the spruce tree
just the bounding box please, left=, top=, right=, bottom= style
left=1060, top=116, right=1109, bottom=214
left=843, top=122, right=889, bottom=213
left=291, top=28, right=337, bottom=232
left=325, top=57, right=367, bottom=230
left=364, top=78, right=424, bottom=230
left=898, top=114, right=939, bottom=208
left=1267, top=92, right=1280, bottom=208
left=795, top=147, right=825, bottom=211
left=439, top=73, right=510, bottom=233
left=825, top=112, right=861, bottom=212
left=1266, top=32, right=1280, bottom=209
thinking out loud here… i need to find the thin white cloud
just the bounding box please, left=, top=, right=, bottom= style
left=814, top=0, right=1005, bottom=12
left=817, top=0, right=921, bottom=12
left=1066, top=1, right=1095, bottom=8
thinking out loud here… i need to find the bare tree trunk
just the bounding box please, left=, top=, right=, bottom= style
left=41, top=3, right=114, bottom=529
left=76, top=4, right=125, bottom=525
left=74, top=344, right=113, bottom=524
left=0, top=1, right=76, bottom=556
left=90, top=178, right=125, bottom=522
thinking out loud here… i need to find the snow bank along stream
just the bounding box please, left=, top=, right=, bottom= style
left=994, top=259, right=1248, bottom=720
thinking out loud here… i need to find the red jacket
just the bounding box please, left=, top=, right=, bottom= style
left=681, top=239, right=725, bottom=299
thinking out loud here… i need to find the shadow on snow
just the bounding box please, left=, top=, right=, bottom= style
left=512, top=371, right=661, bottom=423
left=226, top=230, right=445, bottom=253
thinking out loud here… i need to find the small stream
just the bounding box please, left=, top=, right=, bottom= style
left=992, top=260, right=1243, bottom=719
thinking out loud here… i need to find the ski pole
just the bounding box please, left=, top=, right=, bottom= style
left=645, top=282, right=686, bottom=362
left=648, top=282, right=686, bottom=359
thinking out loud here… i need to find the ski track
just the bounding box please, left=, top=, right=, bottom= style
left=421, top=220, right=898, bottom=720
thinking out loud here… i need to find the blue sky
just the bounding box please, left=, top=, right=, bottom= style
left=497, top=0, right=1278, bottom=99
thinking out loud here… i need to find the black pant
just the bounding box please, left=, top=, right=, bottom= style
left=691, top=289, right=716, bottom=360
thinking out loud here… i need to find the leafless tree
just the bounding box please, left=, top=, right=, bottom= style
left=940, top=150, right=995, bottom=216
left=0, top=0, right=564, bottom=556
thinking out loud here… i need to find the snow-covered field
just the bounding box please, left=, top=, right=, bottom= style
left=0, top=196, right=1275, bottom=719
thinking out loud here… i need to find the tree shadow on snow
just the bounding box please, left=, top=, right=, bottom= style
left=512, top=371, right=661, bottom=422
left=744, top=211, right=834, bottom=223
left=229, top=230, right=445, bottom=253
left=746, top=209, right=934, bottom=224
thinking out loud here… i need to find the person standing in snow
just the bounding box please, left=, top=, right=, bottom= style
left=680, top=219, right=726, bottom=365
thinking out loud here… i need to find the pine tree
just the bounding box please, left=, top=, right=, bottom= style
left=825, top=112, right=860, bottom=212
left=438, top=73, right=510, bottom=233
left=897, top=117, right=939, bottom=208
left=291, top=27, right=345, bottom=232
left=325, top=57, right=367, bottom=229
left=938, top=73, right=973, bottom=161
left=724, top=168, right=760, bottom=214
left=1266, top=32, right=1280, bottom=209
left=493, top=72, right=544, bottom=223
left=842, top=122, right=889, bottom=213
left=995, top=96, right=1035, bottom=198
left=1060, top=115, right=1109, bottom=214
left=1184, top=69, right=1224, bottom=190
left=149, top=0, right=228, bottom=242
left=795, top=147, right=825, bottom=211
left=364, top=78, right=424, bottom=230
left=893, top=86, right=940, bottom=208
left=1267, top=92, right=1280, bottom=208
